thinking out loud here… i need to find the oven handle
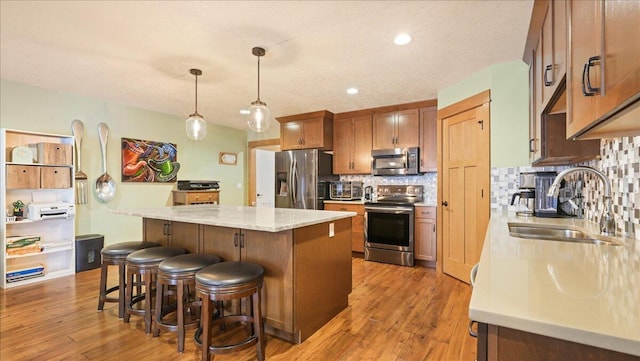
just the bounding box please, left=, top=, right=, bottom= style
left=365, top=206, right=413, bottom=214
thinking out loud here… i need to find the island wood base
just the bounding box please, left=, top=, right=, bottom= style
left=143, top=217, right=352, bottom=344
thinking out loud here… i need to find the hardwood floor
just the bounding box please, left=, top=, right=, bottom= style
left=0, top=257, right=476, bottom=361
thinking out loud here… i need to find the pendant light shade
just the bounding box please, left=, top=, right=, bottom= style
left=186, top=68, right=207, bottom=140
left=247, top=47, right=271, bottom=133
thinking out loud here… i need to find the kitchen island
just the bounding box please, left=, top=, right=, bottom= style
left=470, top=213, right=640, bottom=360
left=112, top=204, right=356, bottom=344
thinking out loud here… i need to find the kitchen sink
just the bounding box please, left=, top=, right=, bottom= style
left=507, top=223, right=621, bottom=246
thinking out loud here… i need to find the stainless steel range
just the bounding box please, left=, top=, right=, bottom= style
left=364, top=185, right=423, bottom=267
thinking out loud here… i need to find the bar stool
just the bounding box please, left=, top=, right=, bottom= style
left=124, top=247, right=187, bottom=333
left=194, top=261, right=265, bottom=361
left=153, top=253, right=222, bottom=353
left=97, top=241, right=160, bottom=318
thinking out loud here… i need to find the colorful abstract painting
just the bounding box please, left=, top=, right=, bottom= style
left=121, top=138, right=180, bottom=183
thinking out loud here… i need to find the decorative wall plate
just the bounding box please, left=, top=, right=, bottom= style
left=219, top=152, right=237, bottom=165
left=11, top=146, right=33, bottom=163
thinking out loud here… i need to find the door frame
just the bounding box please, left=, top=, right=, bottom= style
left=248, top=138, right=280, bottom=206
left=436, top=90, right=491, bottom=274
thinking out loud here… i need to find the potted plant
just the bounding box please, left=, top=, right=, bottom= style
left=12, top=200, right=25, bottom=218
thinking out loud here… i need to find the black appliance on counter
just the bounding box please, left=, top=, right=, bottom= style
left=364, top=184, right=423, bottom=267
left=177, top=180, right=220, bottom=190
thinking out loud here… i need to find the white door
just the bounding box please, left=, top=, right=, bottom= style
left=255, top=149, right=275, bottom=208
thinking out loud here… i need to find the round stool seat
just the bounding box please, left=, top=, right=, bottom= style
left=101, top=241, right=159, bottom=257
left=127, top=247, right=187, bottom=265
left=159, top=254, right=222, bottom=275
left=196, top=262, right=264, bottom=287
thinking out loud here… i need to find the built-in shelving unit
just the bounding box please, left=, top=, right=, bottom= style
left=1, top=128, right=75, bottom=288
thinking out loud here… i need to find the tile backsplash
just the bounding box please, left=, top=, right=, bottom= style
left=339, top=173, right=437, bottom=204
left=492, top=136, right=640, bottom=240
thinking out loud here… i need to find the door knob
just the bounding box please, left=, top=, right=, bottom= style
left=442, top=201, right=448, bottom=207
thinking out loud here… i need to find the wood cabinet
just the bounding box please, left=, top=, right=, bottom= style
left=324, top=202, right=364, bottom=252
left=372, top=108, right=419, bottom=150
left=277, top=110, right=334, bottom=150
left=525, top=0, right=600, bottom=165
left=419, top=106, right=437, bottom=172
left=332, top=116, right=372, bottom=174
left=172, top=190, right=219, bottom=205
left=414, top=206, right=436, bottom=265
left=142, top=218, right=200, bottom=253
left=566, top=0, right=640, bottom=139
left=1, top=128, right=75, bottom=289
left=477, top=324, right=639, bottom=361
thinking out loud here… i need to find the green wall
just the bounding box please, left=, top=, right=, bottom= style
left=437, top=61, right=530, bottom=167
left=1, top=80, right=247, bottom=246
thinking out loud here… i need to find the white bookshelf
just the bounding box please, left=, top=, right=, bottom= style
left=1, top=128, right=75, bottom=289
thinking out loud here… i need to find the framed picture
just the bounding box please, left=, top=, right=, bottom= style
left=219, top=152, right=237, bottom=165
left=121, top=138, right=180, bottom=183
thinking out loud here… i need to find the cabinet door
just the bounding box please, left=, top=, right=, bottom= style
left=351, top=115, right=372, bottom=174
left=40, top=167, right=71, bottom=189
left=372, top=112, right=397, bottom=149
left=332, top=118, right=353, bottom=174
left=541, top=1, right=555, bottom=106
left=596, top=0, right=640, bottom=120
left=186, top=192, right=219, bottom=205
left=395, top=109, right=420, bottom=148
left=567, top=0, right=600, bottom=138
left=301, top=118, right=324, bottom=148
left=201, top=225, right=240, bottom=262
left=281, top=121, right=304, bottom=150
left=419, top=107, right=437, bottom=172
left=241, top=229, right=294, bottom=333
left=143, top=218, right=170, bottom=246
left=415, top=218, right=436, bottom=262
left=169, top=221, right=200, bottom=253
left=553, top=0, right=567, bottom=89
left=6, top=165, right=40, bottom=189
left=531, top=35, right=544, bottom=162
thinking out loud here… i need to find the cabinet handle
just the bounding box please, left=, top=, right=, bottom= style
left=240, top=233, right=245, bottom=248
left=432, top=224, right=435, bottom=232
left=233, top=232, right=239, bottom=247
left=581, top=56, right=601, bottom=96
left=529, top=139, right=535, bottom=153
left=543, top=64, right=553, bottom=86
left=442, top=201, right=448, bottom=207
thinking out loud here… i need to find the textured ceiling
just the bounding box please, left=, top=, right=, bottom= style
left=0, top=1, right=533, bottom=132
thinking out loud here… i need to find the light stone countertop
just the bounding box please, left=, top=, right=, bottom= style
left=469, top=213, right=640, bottom=356
left=112, top=204, right=356, bottom=232
left=323, top=200, right=365, bottom=205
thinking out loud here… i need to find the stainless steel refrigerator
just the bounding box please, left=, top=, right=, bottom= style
left=275, top=149, right=337, bottom=210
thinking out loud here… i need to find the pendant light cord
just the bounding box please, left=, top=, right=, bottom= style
left=194, top=73, right=198, bottom=113
left=256, top=55, right=261, bottom=102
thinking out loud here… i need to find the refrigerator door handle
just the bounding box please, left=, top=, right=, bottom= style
left=292, top=158, right=298, bottom=205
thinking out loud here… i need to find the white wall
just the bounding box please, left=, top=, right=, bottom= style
left=1, top=80, right=247, bottom=246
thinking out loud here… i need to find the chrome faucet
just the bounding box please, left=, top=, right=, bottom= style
left=547, top=166, right=616, bottom=235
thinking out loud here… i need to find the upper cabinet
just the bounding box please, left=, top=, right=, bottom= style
left=332, top=115, right=372, bottom=174
left=566, top=0, right=640, bottom=139
left=372, top=109, right=419, bottom=150
left=419, top=106, right=437, bottom=172
left=277, top=110, right=334, bottom=151
left=524, top=0, right=600, bottom=165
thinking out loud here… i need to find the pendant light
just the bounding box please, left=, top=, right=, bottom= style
left=186, top=68, right=207, bottom=140
left=247, top=47, right=271, bottom=133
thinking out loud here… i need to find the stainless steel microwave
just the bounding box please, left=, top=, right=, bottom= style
left=371, top=147, right=419, bottom=176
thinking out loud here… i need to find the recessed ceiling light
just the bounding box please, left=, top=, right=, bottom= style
left=394, top=33, right=412, bottom=45
left=240, top=109, right=250, bottom=115
left=346, top=87, right=359, bottom=95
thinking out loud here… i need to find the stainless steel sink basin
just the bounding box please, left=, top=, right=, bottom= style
left=508, top=223, right=621, bottom=246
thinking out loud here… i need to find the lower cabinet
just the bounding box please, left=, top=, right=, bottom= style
left=172, top=190, right=219, bottom=205
left=324, top=203, right=364, bottom=252
left=477, top=324, right=639, bottom=361
left=414, top=206, right=436, bottom=265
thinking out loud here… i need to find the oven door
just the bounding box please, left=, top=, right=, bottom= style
left=364, top=204, right=414, bottom=252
